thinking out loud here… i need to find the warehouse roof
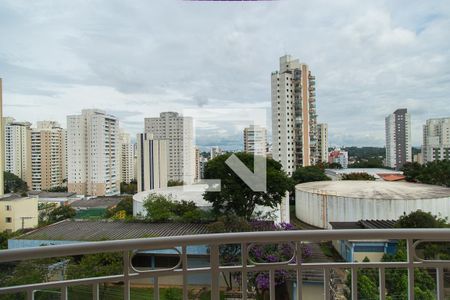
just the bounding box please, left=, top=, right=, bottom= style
left=295, top=181, right=450, bottom=200
left=28, top=191, right=77, bottom=198
left=330, top=219, right=396, bottom=230
left=15, top=220, right=211, bottom=241
left=70, top=197, right=123, bottom=208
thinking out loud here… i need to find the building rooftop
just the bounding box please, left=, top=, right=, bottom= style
left=70, top=197, right=123, bottom=208
left=0, top=194, right=29, bottom=202
left=330, top=220, right=397, bottom=230
left=28, top=191, right=77, bottom=198
left=15, top=220, right=211, bottom=241
left=295, top=180, right=450, bottom=200
left=325, top=168, right=403, bottom=180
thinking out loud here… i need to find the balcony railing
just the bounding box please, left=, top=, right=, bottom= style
left=0, top=229, right=449, bottom=300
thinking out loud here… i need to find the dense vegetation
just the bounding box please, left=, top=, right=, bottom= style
left=4, top=171, right=28, bottom=194
left=167, top=180, right=184, bottom=187
left=104, top=197, right=134, bottom=219
left=346, top=210, right=449, bottom=299
left=203, top=152, right=292, bottom=220
left=341, top=172, right=376, bottom=181
left=120, top=180, right=137, bottom=195
left=291, top=166, right=330, bottom=184
left=402, top=160, right=450, bottom=187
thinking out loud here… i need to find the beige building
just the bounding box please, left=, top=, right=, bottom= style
left=317, top=123, right=328, bottom=163
left=119, top=130, right=135, bottom=184
left=0, top=79, right=4, bottom=196
left=136, top=133, right=168, bottom=192
left=271, top=55, right=318, bottom=175
left=31, top=121, right=67, bottom=191
left=145, top=112, right=195, bottom=184
left=67, top=109, right=120, bottom=196
left=4, top=118, right=32, bottom=186
left=244, top=125, right=267, bottom=156
left=422, top=117, right=450, bottom=163
left=194, top=146, right=200, bottom=181
left=0, top=195, right=38, bottom=232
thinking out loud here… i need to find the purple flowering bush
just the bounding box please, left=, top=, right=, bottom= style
left=247, top=222, right=312, bottom=297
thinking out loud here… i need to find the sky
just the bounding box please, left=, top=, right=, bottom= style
left=1, top=0, right=450, bottom=150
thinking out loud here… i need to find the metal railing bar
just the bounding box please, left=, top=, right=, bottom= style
left=153, top=276, right=159, bottom=300
left=324, top=268, right=330, bottom=300
left=296, top=242, right=303, bottom=300
left=92, top=283, right=99, bottom=300
left=436, top=267, right=444, bottom=300
left=269, top=269, right=275, bottom=300
left=210, top=244, right=220, bottom=300
left=406, top=239, right=415, bottom=300
left=379, top=267, right=386, bottom=300
left=351, top=266, right=357, bottom=300
left=241, top=242, right=248, bottom=300
left=27, top=290, right=34, bottom=300
left=182, top=245, right=188, bottom=300
left=60, top=286, right=67, bottom=300
left=2, top=229, right=450, bottom=262
left=123, top=251, right=130, bottom=300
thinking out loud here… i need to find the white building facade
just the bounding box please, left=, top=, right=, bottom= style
left=4, top=118, right=32, bottom=186
left=244, top=125, right=267, bottom=156
left=136, top=133, right=168, bottom=192
left=271, top=55, right=318, bottom=175
left=31, top=121, right=67, bottom=191
left=67, top=109, right=120, bottom=196
left=144, top=112, right=195, bottom=184
left=422, top=117, right=450, bottom=163
left=317, top=123, right=328, bottom=163
left=119, top=130, right=135, bottom=184
left=385, top=108, right=411, bottom=170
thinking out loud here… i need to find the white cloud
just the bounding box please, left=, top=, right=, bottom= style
left=1, top=0, right=450, bottom=148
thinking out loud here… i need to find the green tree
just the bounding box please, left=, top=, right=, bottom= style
left=120, top=180, right=137, bottom=195
left=402, top=160, right=450, bottom=187
left=143, top=194, right=176, bottom=221
left=292, top=166, right=330, bottom=184
left=341, top=172, right=376, bottom=181
left=167, top=180, right=184, bottom=187
left=203, top=152, right=292, bottom=220
left=395, top=210, right=447, bottom=229
left=47, top=205, right=76, bottom=224
left=105, top=197, right=133, bottom=218
left=401, top=162, right=423, bottom=182
left=45, top=186, right=68, bottom=192
left=4, top=171, right=28, bottom=193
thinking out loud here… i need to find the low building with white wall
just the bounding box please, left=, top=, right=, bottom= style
left=296, top=180, right=450, bottom=229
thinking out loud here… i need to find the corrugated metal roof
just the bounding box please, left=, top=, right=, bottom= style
left=330, top=219, right=396, bottom=230
left=16, top=220, right=211, bottom=241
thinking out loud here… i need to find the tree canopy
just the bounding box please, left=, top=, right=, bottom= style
left=105, top=196, right=133, bottom=219
left=4, top=171, right=28, bottom=194
left=291, top=166, right=330, bottom=185
left=341, top=172, right=376, bottom=181
left=203, top=152, right=292, bottom=220
left=143, top=194, right=209, bottom=222
left=402, top=160, right=450, bottom=187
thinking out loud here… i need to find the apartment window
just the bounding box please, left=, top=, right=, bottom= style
left=6, top=205, right=11, bottom=211
left=5, top=217, right=12, bottom=223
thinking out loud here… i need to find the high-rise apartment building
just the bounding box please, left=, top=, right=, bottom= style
left=0, top=79, right=4, bottom=196
left=4, top=118, right=32, bottom=186
left=144, top=112, right=195, bottom=184
left=385, top=108, right=411, bottom=170
left=136, top=133, right=168, bottom=192
left=119, top=130, right=135, bottom=184
left=422, top=117, right=450, bottom=163
left=271, top=55, right=318, bottom=175
left=194, top=147, right=200, bottom=181
left=317, top=123, right=328, bottom=163
left=244, top=125, right=267, bottom=156
left=67, top=109, right=120, bottom=196
left=31, top=121, right=66, bottom=191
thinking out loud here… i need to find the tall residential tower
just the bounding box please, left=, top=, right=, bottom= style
left=67, top=109, right=120, bottom=196
left=422, top=117, right=450, bottom=163
left=271, top=55, right=318, bottom=175
left=244, top=125, right=267, bottom=156
left=385, top=108, right=411, bottom=170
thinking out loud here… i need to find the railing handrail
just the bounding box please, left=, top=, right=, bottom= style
left=2, top=228, right=450, bottom=262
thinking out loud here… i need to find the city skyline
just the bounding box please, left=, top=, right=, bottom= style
left=1, top=1, right=450, bottom=148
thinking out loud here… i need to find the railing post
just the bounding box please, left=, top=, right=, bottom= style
left=27, top=290, right=34, bottom=300
left=351, top=267, right=357, bottom=300
left=92, top=283, right=99, bottom=300
left=60, top=287, right=68, bottom=300
left=379, top=267, right=386, bottom=300
left=406, top=239, right=415, bottom=299
left=123, top=251, right=130, bottom=300
left=241, top=243, right=248, bottom=300
left=153, top=276, right=159, bottom=300
left=324, top=268, right=331, bottom=300
left=269, top=269, right=276, bottom=300
left=436, top=267, right=444, bottom=300
left=296, top=242, right=303, bottom=300
left=182, top=245, right=188, bottom=300
left=210, top=244, right=220, bottom=300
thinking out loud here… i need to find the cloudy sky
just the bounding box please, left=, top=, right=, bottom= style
left=1, top=0, right=449, bottom=150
